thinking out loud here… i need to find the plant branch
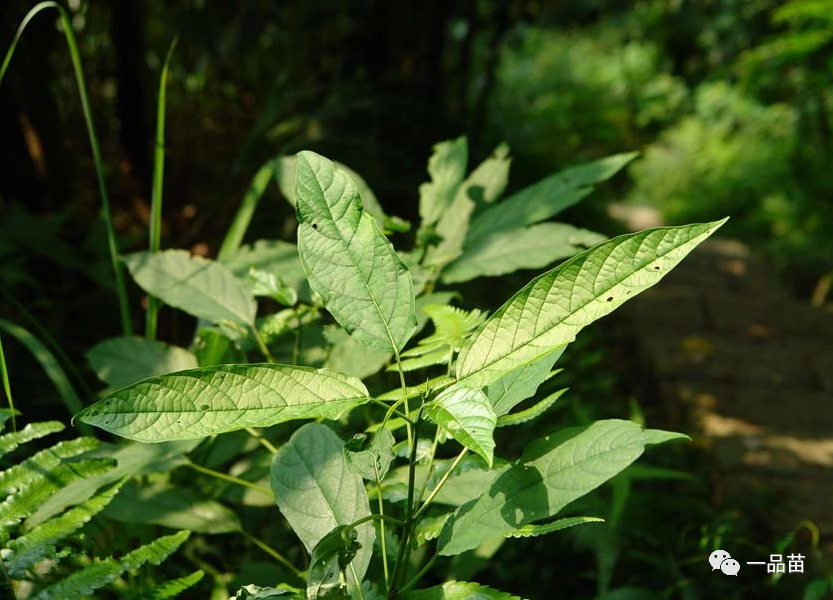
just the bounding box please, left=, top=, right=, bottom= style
left=414, top=448, right=468, bottom=520
left=238, top=528, right=305, bottom=582
left=185, top=461, right=272, bottom=497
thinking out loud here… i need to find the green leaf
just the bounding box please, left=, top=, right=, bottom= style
left=442, top=223, right=606, bottom=284
left=232, top=584, right=297, bottom=599
left=0, top=421, right=64, bottom=460
left=246, top=267, right=298, bottom=306
left=295, top=151, right=417, bottom=353
left=32, top=530, right=190, bottom=600
left=27, top=439, right=199, bottom=528
left=76, top=364, right=370, bottom=442
left=424, top=386, right=496, bottom=467
left=102, top=480, right=241, bottom=534
left=496, top=388, right=566, bottom=427
left=457, top=220, right=727, bottom=388
left=323, top=326, right=392, bottom=380
left=4, top=481, right=125, bottom=578
left=86, top=336, right=198, bottom=388
left=307, top=525, right=362, bottom=600
left=437, top=420, right=649, bottom=555
left=466, top=152, right=638, bottom=244
left=193, top=328, right=248, bottom=367
left=123, top=570, right=205, bottom=600
left=0, top=409, right=20, bottom=430
left=0, top=436, right=99, bottom=496
left=124, top=250, right=256, bottom=326
left=221, top=239, right=308, bottom=296
left=270, top=423, right=374, bottom=590
left=505, top=516, right=603, bottom=538
left=642, top=428, right=690, bottom=446
left=484, top=348, right=562, bottom=417
left=463, top=142, right=511, bottom=206
left=414, top=512, right=451, bottom=545
left=418, top=137, right=468, bottom=228
left=345, top=428, right=395, bottom=481
left=405, top=581, right=524, bottom=600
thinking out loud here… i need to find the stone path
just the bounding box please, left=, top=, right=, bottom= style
left=616, top=235, right=833, bottom=539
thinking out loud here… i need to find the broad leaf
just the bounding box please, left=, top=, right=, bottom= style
left=86, top=336, right=198, bottom=388
left=75, top=364, right=370, bottom=442
left=405, top=581, right=523, bottom=600
left=270, top=424, right=374, bottom=591
left=424, top=386, right=496, bottom=467
left=418, top=137, right=468, bottom=228
left=437, top=420, right=652, bottom=555
left=295, top=151, right=417, bottom=352
left=442, top=223, right=606, bottom=284
left=466, top=152, right=638, bottom=244
left=124, top=250, right=256, bottom=326
left=457, top=220, right=727, bottom=387
left=102, top=480, right=242, bottom=534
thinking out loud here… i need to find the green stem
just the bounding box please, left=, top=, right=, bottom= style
left=146, top=37, right=178, bottom=340
left=389, top=404, right=422, bottom=597
left=238, top=529, right=305, bottom=582
left=185, top=461, right=272, bottom=497
left=246, top=427, right=278, bottom=454
left=349, top=514, right=405, bottom=529
left=251, top=326, right=275, bottom=362
left=376, top=471, right=391, bottom=591
left=1, top=2, right=132, bottom=335
left=0, top=334, right=17, bottom=432
left=416, top=427, right=441, bottom=505
left=369, top=398, right=413, bottom=425
left=399, top=551, right=438, bottom=594
left=414, top=448, right=468, bottom=520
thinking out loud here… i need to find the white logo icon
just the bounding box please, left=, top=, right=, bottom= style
left=709, top=550, right=740, bottom=575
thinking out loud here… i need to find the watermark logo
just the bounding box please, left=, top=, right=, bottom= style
left=709, top=550, right=740, bottom=575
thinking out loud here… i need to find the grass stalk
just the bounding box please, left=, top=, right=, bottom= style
left=146, top=37, right=178, bottom=340
left=0, top=334, right=17, bottom=432
left=1, top=2, right=132, bottom=335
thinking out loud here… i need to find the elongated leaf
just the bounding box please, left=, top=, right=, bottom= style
left=442, top=223, right=606, bottom=284
left=419, top=137, right=468, bottom=228
left=124, top=250, right=256, bottom=326
left=437, top=420, right=650, bottom=555
left=497, top=388, right=567, bottom=427
left=33, top=530, right=190, bottom=600
left=103, top=480, right=241, bottom=534
left=424, top=386, right=496, bottom=467
left=76, top=364, right=370, bottom=442
left=123, top=570, right=205, bottom=600
left=457, top=220, right=727, bottom=387
left=505, top=516, right=603, bottom=538
left=405, top=581, right=523, bottom=600
left=86, top=336, right=198, bottom=388
left=484, top=348, right=563, bottom=417
left=270, top=424, right=374, bottom=591
left=295, top=151, right=417, bottom=352
left=466, top=152, right=637, bottom=244
left=4, top=481, right=125, bottom=578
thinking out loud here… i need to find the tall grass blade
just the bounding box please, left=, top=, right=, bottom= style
left=146, top=37, right=178, bottom=340
left=0, top=334, right=17, bottom=432
left=0, top=1, right=132, bottom=335
left=217, top=160, right=275, bottom=261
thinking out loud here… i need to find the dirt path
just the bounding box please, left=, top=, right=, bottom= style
left=617, top=236, right=833, bottom=538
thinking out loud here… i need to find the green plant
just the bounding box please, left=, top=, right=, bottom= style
left=65, top=138, right=725, bottom=599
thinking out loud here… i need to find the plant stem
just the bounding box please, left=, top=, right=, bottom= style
left=251, top=326, right=275, bottom=362
left=184, top=461, right=272, bottom=496
left=0, top=335, right=17, bottom=432
left=369, top=398, right=413, bottom=425
left=0, top=2, right=132, bottom=335
left=376, top=471, right=391, bottom=591
left=239, top=529, right=305, bottom=582
left=414, top=448, right=468, bottom=520
left=416, top=427, right=441, bottom=504
left=349, top=514, right=405, bottom=529
left=246, top=427, right=278, bottom=454
left=399, top=551, right=438, bottom=594
left=146, top=37, right=178, bottom=340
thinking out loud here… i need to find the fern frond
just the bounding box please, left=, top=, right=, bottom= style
left=0, top=421, right=64, bottom=459
left=393, top=305, right=486, bottom=373
left=124, top=570, right=205, bottom=600
left=3, top=480, right=125, bottom=578
left=0, top=437, right=100, bottom=495
left=0, top=458, right=115, bottom=538
left=32, top=530, right=191, bottom=600
left=496, top=388, right=567, bottom=428
left=505, top=516, right=603, bottom=538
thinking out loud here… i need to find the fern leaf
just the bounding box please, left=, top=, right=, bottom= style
left=395, top=305, right=486, bottom=373
left=33, top=530, right=191, bottom=600
left=0, top=458, right=115, bottom=538
left=124, top=569, right=205, bottom=599
left=0, top=437, right=100, bottom=495
left=496, top=388, right=567, bottom=427
left=0, top=421, right=64, bottom=459
left=505, top=516, right=603, bottom=538
left=4, top=480, right=125, bottom=578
